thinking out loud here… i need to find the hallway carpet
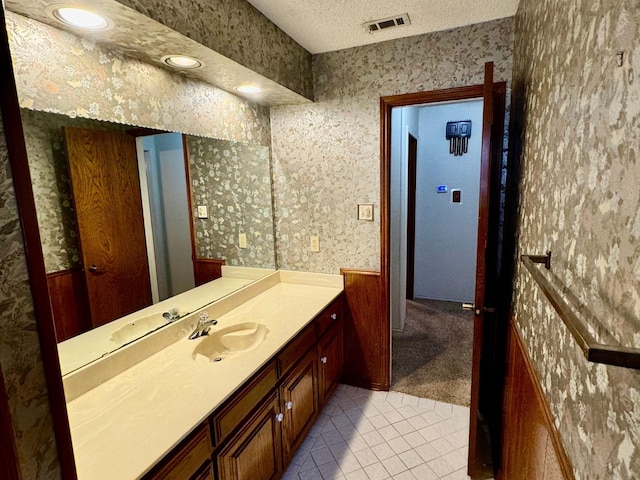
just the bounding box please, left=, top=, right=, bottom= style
left=392, top=299, right=473, bottom=406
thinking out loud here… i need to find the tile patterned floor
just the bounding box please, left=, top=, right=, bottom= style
left=283, top=385, right=472, bottom=480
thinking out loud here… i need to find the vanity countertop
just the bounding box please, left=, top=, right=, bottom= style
left=65, top=271, right=343, bottom=480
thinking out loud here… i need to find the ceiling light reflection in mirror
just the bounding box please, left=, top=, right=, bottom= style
left=162, top=54, right=203, bottom=69
left=49, top=5, right=111, bottom=30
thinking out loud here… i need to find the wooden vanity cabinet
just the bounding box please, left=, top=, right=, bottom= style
left=147, top=294, right=344, bottom=480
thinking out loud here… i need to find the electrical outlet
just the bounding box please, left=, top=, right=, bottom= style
left=196, top=205, right=208, bottom=219
left=239, top=233, right=247, bottom=248
left=310, top=236, right=320, bottom=252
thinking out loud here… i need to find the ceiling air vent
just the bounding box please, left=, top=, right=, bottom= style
left=365, top=13, right=411, bottom=33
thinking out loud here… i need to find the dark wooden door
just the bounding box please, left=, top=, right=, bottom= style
left=406, top=134, right=418, bottom=300
left=467, top=62, right=496, bottom=478
left=65, top=127, right=152, bottom=328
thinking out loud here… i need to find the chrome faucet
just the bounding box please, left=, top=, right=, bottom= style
left=189, top=311, right=218, bottom=340
left=163, top=308, right=181, bottom=322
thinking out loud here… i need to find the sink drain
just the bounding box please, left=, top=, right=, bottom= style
left=212, top=357, right=223, bottom=362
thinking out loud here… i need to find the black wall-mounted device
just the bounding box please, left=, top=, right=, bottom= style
left=446, top=120, right=472, bottom=156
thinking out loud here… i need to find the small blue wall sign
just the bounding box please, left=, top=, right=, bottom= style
left=437, top=185, right=448, bottom=193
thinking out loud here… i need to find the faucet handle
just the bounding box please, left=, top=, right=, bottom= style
left=199, top=311, right=210, bottom=322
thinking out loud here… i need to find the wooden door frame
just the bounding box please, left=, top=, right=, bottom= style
left=380, top=79, right=506, bottom=477
left=380, top=83, right=489, bottom=385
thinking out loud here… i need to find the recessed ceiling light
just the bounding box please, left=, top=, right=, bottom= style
left=50, top=6, right=111, bottom=30
left=236, top=85, right=262, bottom=94
left=161, top=55, right=203, bottom=69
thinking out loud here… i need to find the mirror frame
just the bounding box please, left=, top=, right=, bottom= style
left=0, top=5, right=77, bottom=477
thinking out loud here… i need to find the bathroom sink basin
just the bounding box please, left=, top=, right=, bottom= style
left=192, top=322, right=268, bottom=361
left=110, top=314, right=167, bottom=345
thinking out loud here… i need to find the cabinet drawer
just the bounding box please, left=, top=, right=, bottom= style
left=145, top=424, right=211, bottom=480
left=315, top=295, right=343, bottom=338
left=213, top=361, right=277, bottom=443
left=277, top=323, right=316, bottom=377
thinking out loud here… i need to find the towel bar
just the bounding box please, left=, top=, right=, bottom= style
left=521, top=253, right=640, bottom=370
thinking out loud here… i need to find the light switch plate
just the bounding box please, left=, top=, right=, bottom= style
left=239, top=233, right=247, bottom=248
left=196, top=205, right=208, bottom=219
left=310, top=236, right=320, bottom=252
left=357, top=203, right=374, bottom=221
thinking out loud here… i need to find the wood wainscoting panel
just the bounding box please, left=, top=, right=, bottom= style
left=194, top=258, right=225, bottom=286
left=47, top=269, right=91, bottom=342
left=340, top=269, right=389, bottom=390
left=499, top=317, right=574, bottom=480
left=0, top=365, right=20, bottom=480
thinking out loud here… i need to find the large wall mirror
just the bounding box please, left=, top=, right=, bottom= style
left=5, top=8, right=277, bottom=375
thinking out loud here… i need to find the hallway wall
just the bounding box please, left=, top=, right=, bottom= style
left=414, top=100, right=484, bottom=302
left=390, top=106, right=419, bottom=330
left=510, top=0, right=640, bottom=477
left=270, top=18, right=514, bottom=273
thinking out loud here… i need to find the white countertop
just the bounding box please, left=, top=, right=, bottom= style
left=66, top=271, right=343, bottom=480
left=58, top=266, right=274, bottom=375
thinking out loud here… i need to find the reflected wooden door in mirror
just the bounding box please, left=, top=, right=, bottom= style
left=65, top=127, right=153, bottom=328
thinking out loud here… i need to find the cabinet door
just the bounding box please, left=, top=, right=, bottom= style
left=318, top=318, right=344, bottom=406
left=280, top=348, right=318, bottom=463
left=217, top=391, right=283, bottom=480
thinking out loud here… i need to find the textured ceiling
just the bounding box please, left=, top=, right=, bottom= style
left=246, top=0, right=520, bottom=54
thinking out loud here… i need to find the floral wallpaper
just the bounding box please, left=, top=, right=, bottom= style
left=270, top=18, right=515, bottom=273
left=510, top=0, right=640, bottom=478
left=114, top=0, right=313, bottom=99
left=6, top=12, right=272, bottom=146
left=0, top=93, right=60, bottom=477
left=187, top=137, right=276, bottom=268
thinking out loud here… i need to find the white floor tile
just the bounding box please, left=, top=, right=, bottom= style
left=282, top=386, right=478, bottom=480
left=427, top=456, right=456, bottom=477
left=371, top=442, right=396, bottom=461
left=392, top=471, right=416, bottom=480
left=392, top=419, right=415, bottom=436
left=409, top=463, right=439, bottom=480
left=299, top=467, right=324, bottom=480
left=312, top=447, right=335, bottom=466
left=362, top=430, right=386, bottom=447
left=369, top=414, right=391, bottom=429
left=381, top=455, right=408, bottom=476
left=353, top=447, right=379, bottom=468
left=397, top=449, right=424, bottom=469
left=363, top=462, right=391, bottom=480
left=317, top=459, right=342, bottom=479
left=378, top=424, right=401, bottom=441
left=345, top=469, right=369, bottom=480
left=387, top=437, right=412, bottom=455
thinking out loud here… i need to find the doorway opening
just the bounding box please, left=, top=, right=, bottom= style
left=390, top=98, right=484, bottom=407
left=380, top=65, right=506, bottom=478
left=136, top=133, right=195, bottom=303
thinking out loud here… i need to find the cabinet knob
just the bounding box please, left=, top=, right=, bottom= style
left=276, top=413, right=284, bottom=422
left=321, top=356, right=327, bottom=364
left=330, top=313, right=337, bottom=320
left=285, top=401, right=293, bottom=410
